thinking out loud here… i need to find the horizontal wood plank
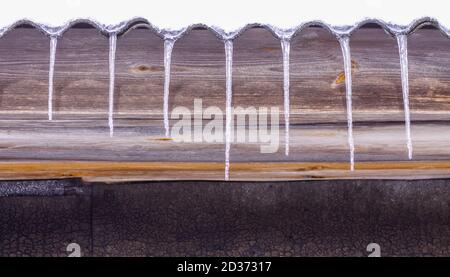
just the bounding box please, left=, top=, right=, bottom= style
left=0, top=26, right=449, bottom=181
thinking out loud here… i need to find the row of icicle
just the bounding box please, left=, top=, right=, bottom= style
left=46, top=32, right=413, bottom=180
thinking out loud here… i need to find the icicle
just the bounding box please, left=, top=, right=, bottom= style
left=108, top=34, right=117, bottom=137
left=48, top=36, right=57, bottom=121
left=396, top=34, right=413, bottom=160
left=339, top=36, right=355, bottom=171
left=281, top=38, right=290, bottom=156
left=163, top=39, right=175, bottom=138
left=224, top=40, right=233, bottom=181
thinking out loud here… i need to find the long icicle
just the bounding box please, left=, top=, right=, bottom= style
left=163, top=39, right=175, bottom=137
left=339, top=36, right=355, bottom=171
left=108, top=34, right=117, bottom=137
left=48, top=36, right=57, bottom=121
left=281, top=38, right=290, bottom=156
left=225, top=40, right=233, bottom=181
left=396, top=34, right=413, bottom=160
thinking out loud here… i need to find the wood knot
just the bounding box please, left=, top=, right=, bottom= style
left=137, top=64, right=151, bottom=71
left=331, top=60, right=359, bottom=89
left=132, top=64, right=163, bottom=73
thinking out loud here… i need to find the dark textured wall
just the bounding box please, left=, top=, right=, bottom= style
left=0, top=179, right=450, bottom=256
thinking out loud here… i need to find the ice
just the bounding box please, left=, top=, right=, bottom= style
left=224, top=40, right=233, bottom=180
left=108, top=34, right=117, bottom=137
left=163, top=39, right=175, bottom=137
left=339, top=36, right=355, bottom=171
left=396, top=34, right=413, bottom=159
left=281, top=38, right=290, bottom=156
left=47, top=36, right=57, bottom=121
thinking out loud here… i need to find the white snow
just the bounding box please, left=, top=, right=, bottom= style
left=0, top=0, right=449, bottom=33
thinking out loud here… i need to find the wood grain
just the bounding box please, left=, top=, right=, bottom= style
left=1, top=160, right=450, bottom=182
left=0, top=26, right=449, bottom=181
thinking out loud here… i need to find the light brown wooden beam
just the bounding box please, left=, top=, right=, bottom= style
left=1, top=161, right=450, bottom=182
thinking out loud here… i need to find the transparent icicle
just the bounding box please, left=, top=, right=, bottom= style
left=396, top=34, right=413, bottom=160
left=224, top=40, right=233, bottom=181
left=48, top=36, right=57, bottom=121
left=339, top=36, right=355, bottom=171
left=163, top=39, right=175, bottom=137
left=108, top=34, right=117, bottom=137
left=281, top=38, right=290, bottom=156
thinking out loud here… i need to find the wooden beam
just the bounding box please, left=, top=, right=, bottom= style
left=1, top=160, right=450, bottom=182
left=0, top=26, right=449, bottom=181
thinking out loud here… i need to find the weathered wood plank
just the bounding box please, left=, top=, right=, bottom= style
left=0, top=26, right=449, bottom=181
left=0, top=27, right=449, bottom=120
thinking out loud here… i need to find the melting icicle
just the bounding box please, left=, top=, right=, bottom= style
left=108, top=34, right=117, bottom=137
left=339, top=36, right=355, bottom=171
left=396, top=34, right=413, bottom=160
left=281, top=38, right=290, bottom=156
left=163, top=39, right=175, bottom=137
left=48, top=36, right=57, bottom=121
left=224, top=40, right=233, bottom=181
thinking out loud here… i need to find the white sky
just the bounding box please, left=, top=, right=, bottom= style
left=0, top=0, right=449, bottom=31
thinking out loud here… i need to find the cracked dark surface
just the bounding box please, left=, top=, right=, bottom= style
left=1, top=179, right=450, bottom=256
left=0, top=181, right=91, bottom=257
